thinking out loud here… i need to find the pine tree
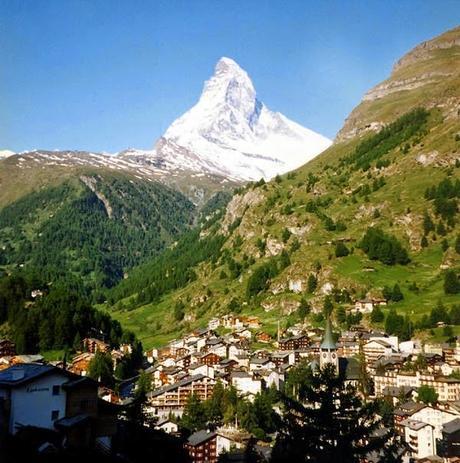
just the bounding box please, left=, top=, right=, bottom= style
left=298, top=299, right=310, bottom=320
left=391, top=284, right=404, bottom=302
left=444, top=270, right=460, bottom=295
left=88, top=351, right=114, bottom=387
left=307, top=274, right=318, bottom=293
left=370, top=306, right=384, bottom=323
left=181, top=393, right=207, bottom=433
left=272, top=364, right=402, bottom=463
left=206, top=380, right=225, bottom=425
left=423, top=212, right=435, bottom=235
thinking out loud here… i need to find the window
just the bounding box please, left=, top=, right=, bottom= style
left=52, top=385, right=60, bottom=395
left=51, top=410, right=59, bottom=420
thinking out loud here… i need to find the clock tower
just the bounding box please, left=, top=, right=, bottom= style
left=320, top=317, right=339, bottom=373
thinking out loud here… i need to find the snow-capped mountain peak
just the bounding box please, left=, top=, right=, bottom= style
left=151, top=57, right=331, bottom=180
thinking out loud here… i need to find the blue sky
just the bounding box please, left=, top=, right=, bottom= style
left=1, top=0, right=459, bottom=153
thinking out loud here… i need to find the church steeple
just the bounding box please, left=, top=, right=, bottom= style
left=320, top=316, right=339, bottom=372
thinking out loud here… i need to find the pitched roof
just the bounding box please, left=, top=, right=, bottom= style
left=187, top=430, right=217, bottom=446
left=401, top=418, right=432, bottom=431
left=442, top=417, right=460, bottom=434
left=0, top=363, right=64, bottom=387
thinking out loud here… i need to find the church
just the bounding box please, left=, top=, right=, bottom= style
left=313, top=317, right=360, bottom=384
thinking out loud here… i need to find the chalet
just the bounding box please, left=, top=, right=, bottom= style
left=185, top=429, right=233, bottom=463
left=197, top=352, right=221, bottom=366
left=218, top=358, right=238, bottom=373
left=256, top=332, right=272, bottom=344
left=382, top=385, right=417, bottom=405
left=242, top=316, right=261, bottom=329
left=221, top=315, right=244, bottom=330
left=270, top=352, right=294, bottom=367
left=278, top=334, right=309, bottom=351
left=207, top=318, right=221, bottom=330
left=249, top=357, right=275, bottom=371
left=353, top=298, right=387, bottom=314
left=234, top=328, right=252, bottom=340
left=82, top=338, right=109, bottom=354
left=188, top=363, right=215, bottom=379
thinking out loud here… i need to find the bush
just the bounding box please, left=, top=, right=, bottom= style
left=335, top=242, right=350, bottom=258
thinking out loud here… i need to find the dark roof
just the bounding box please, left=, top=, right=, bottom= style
left=382, top=386, right=416, bottom=397
left=187, top=430, right=216, bottom=446
left=442, top=417, right=460, bottom=434
left=250, top=357, right=270, bottom=365
left=394, top=401, right=425, bottom=417
left=401, top=418, right=431, bottom=431
left=54, top=413, right=91, bottom=429
left=62, top=376, right=96, bottom=390
left=231, top=371, right=251, bottom=379
left=339, top=357, right=360, bottom=380
left=0, top=364, right=68, bottom=387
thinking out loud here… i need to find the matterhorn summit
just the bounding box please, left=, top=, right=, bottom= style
left=122, top=57, right=332, bottom=181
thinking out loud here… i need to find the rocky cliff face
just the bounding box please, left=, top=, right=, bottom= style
left=336, top=26, right=460, bottom=142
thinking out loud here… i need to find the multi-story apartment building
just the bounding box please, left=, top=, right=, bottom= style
left=374, top=371, right=460, bottom=402
left=148, top=374, right=215, bottom=418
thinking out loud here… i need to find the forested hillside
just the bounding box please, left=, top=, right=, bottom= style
left=103, top=27, right=460, bottom=348
left=0, top=171, right=195, bottom=293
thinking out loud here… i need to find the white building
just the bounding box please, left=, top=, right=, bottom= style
left=230, top=372, right=262, bottom=396
left=0, top=364, right=68, bottom=433
left=401, top=419, right=435, bottom=459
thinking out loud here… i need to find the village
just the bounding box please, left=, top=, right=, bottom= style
left=1, top=294, right=460, bottom=463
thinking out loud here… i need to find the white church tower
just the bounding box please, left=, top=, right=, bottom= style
left=320, top=316, right=339, bottom=372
